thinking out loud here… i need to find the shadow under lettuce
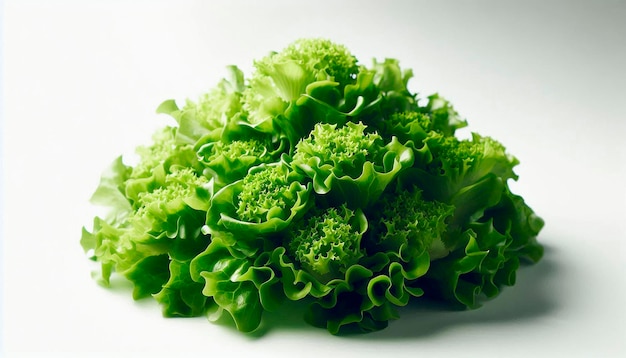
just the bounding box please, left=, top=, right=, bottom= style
left=91, top=243, right=559, bottom=339
left=349, top=243, right=560, bottom=340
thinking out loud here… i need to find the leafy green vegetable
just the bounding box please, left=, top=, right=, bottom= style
left=288, top=205, right=367, bottom=281
left=205, top=162, right=312, bottom=237
left=291, top=121, right=413, bottom=208
left=82, top=38, right=544, bottom=335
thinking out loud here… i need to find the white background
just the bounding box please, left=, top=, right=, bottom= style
left=2, top=0, right=626, bottom=357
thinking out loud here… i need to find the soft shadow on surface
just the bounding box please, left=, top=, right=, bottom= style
left=354, top=243, right=560, bottom=340
left=247, top=244, right=560, bottom=339
left=89, top=244, right=559, bottom=339
left=90, top=265, right=318, bottom=338
left=247, top=298, right=321, bottom=338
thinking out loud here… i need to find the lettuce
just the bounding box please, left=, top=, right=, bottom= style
left=82, top=38, right=544, bottom=335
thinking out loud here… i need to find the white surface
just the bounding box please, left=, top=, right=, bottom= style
left=2, top=0, right=626, bottom=357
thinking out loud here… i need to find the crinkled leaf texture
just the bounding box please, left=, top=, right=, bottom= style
left=190, top=237, right=283, bottom=332
left=418, top=187, right=544, bottom=308
left=82, top=38, right=544, bottom=336
left=292, top=129, right=415, bottom=209
left=205, top=162, right=313, bottom=238
left=196, top=130, right=285, bottom=187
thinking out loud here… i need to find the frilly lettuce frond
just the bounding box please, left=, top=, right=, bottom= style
left=404, top=131, right=520, bottom=234
left=240, top=39, right=360, bottom=147
left=287, top=205, right=367, bottom=281
left=418, top=185, right=544, bottom=308
left=291, top=122, right=414, bottom=208
left=197, top=135, right=280, bottom=187
left=190, top=237, right=283, bottom=332
left=205, top=162, right=313, bottom=237
left=243, top=39, right=359, bottom=123
left=368, top=187, right=455, bottom=261
left=157, top=66, right=246, bottom=146
left=152, top=258, right=211, bottom=317
left=422, top=93, right=468, bottom=136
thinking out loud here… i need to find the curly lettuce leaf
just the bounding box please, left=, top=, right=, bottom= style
left=419, top=186, right=544, bottom=308
left=368, top=187, right=455, bottom=261
left=205, top=163, right=313, bottom=237
left=190, top=238, right=283, bottom=332
left=243, top=39, right=359, bottom=124
left=85, top=156, right=132, bottom=225
left=291, top=122, right=414, bottom=208
left=153, top=258, right=211, bottom=317
left=420, top=93, right=468, bottom=136
left=196, top=130, right=285, bottom=187
left=287, top=205, right=367, bottom=282
left=157, top=65, right=246, bottom=146
left=122, top=254, right=171, bottom=300
left=406, top=132, right=519, bottom=236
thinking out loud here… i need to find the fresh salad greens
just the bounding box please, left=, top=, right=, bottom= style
left=81, top=38, right=544, bottom=334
